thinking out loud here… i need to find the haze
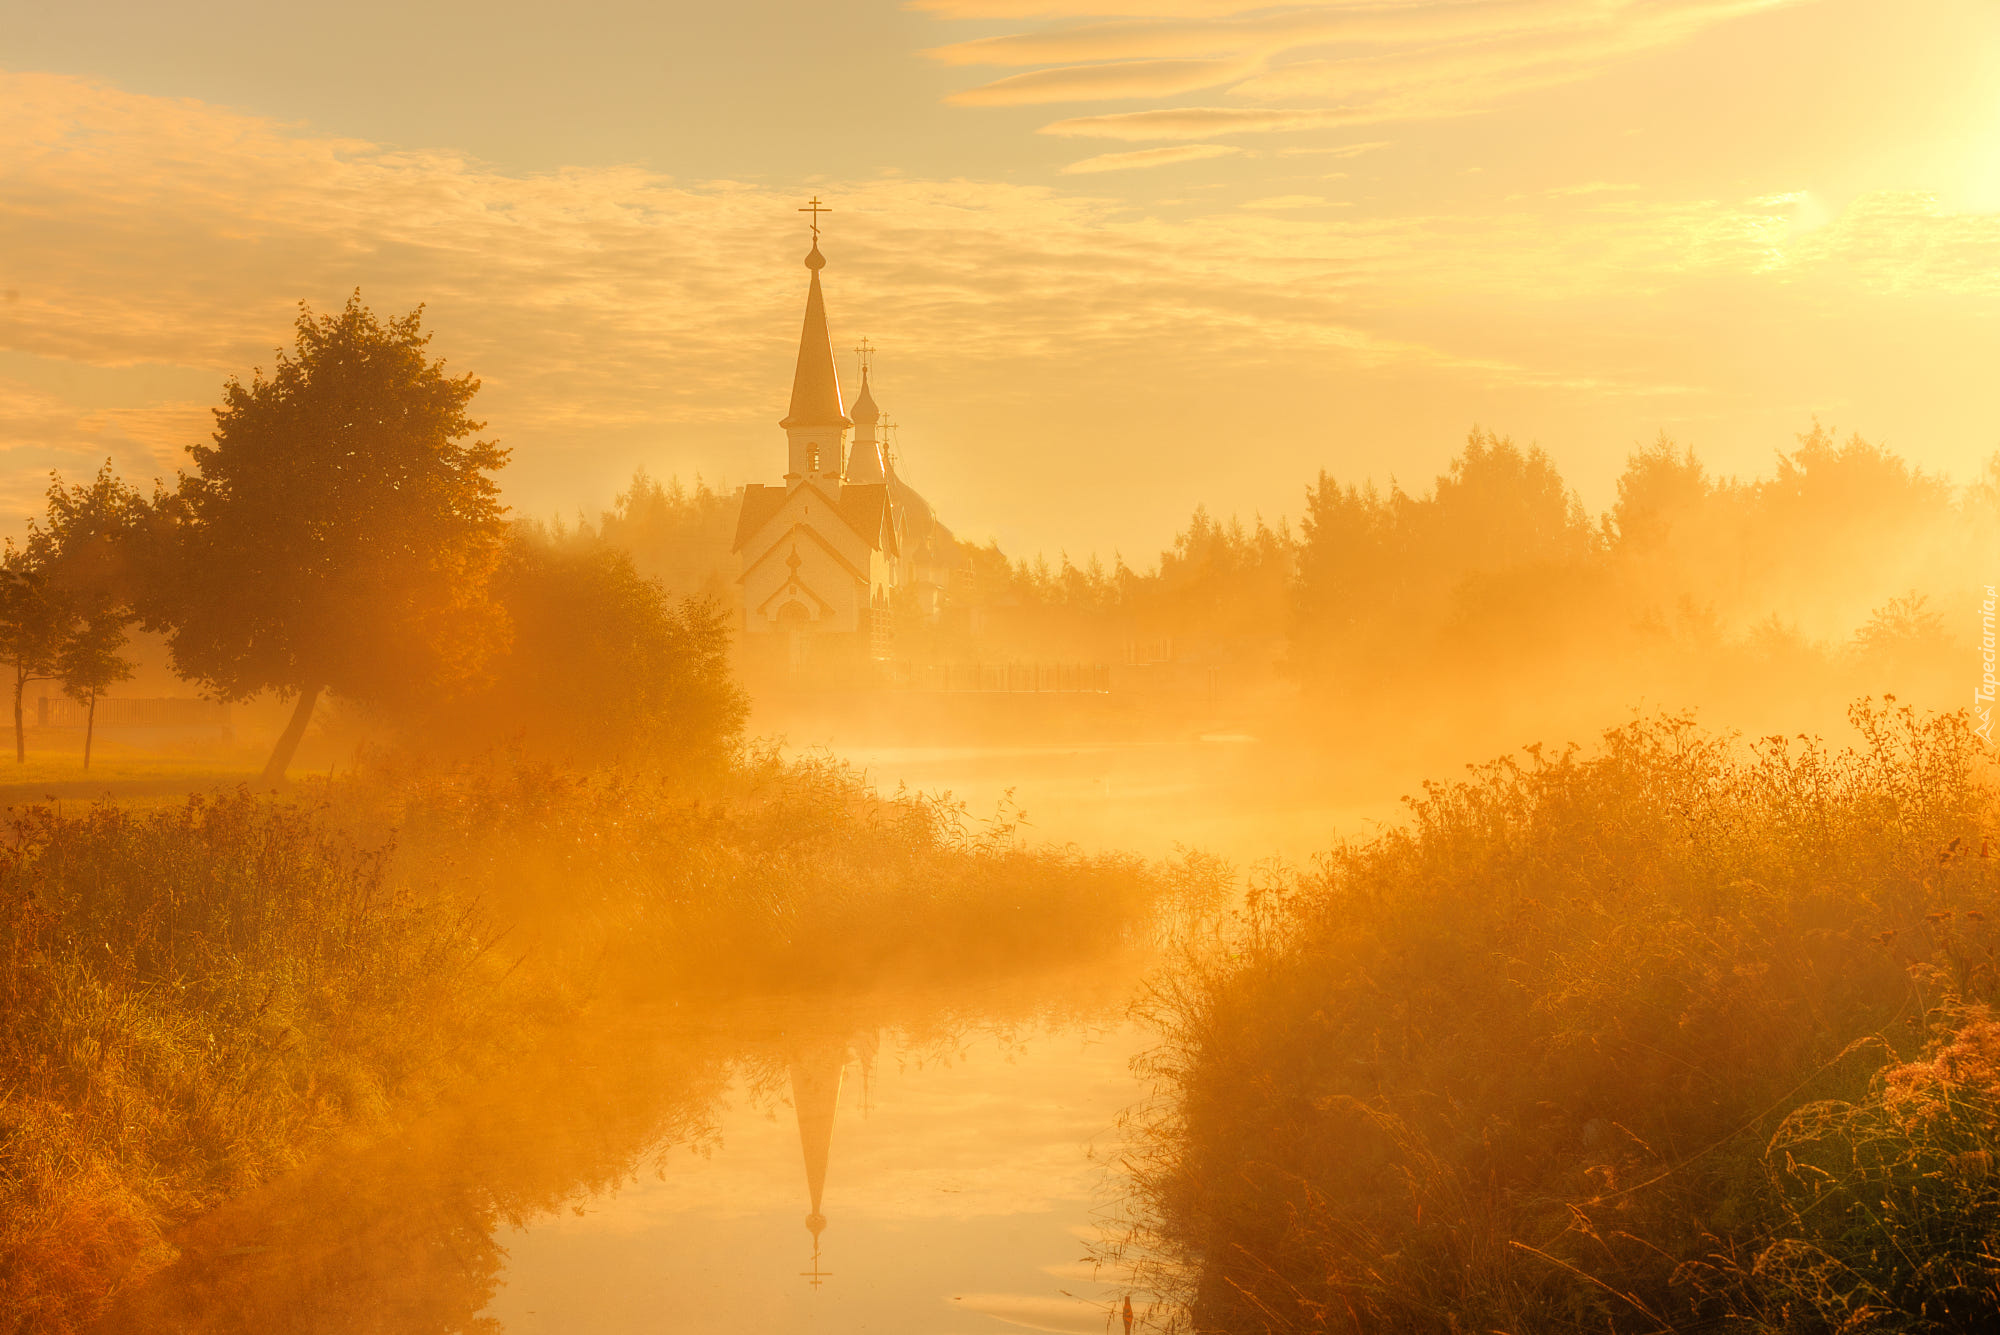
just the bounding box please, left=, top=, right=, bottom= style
left=6, top=7, right=2000, bottom=1335
left=5, top=0, right=1999, bottom=558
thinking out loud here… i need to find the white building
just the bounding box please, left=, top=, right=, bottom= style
left=733, top=224, right=953, bottom=671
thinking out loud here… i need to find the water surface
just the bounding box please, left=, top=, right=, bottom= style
left=104, top=970, right=1158, bottom=1335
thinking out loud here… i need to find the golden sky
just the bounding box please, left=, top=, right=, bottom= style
left=2, top=0, right=1998, bottom=558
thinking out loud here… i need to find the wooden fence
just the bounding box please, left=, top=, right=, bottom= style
left=32, top=696, right=232, bottom=730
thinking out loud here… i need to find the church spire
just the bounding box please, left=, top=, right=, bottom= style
left=845, top=344, right=886, bottom=484
left=780, top=199, right=849, bottom=436
left=789, top=1037, right=848, bottom=1288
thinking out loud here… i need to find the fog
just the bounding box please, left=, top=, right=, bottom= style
left=6, top=9, right=2000, bottom=1331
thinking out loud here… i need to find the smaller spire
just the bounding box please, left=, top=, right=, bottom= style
left=850, top=366, right=880, bottom=426
left=845, top=362, right=887, bottom=484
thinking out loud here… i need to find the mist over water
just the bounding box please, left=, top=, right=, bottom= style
left=6, top=7, right=2000, bottom=1331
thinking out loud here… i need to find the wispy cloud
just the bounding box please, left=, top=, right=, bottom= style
left=946, top=57, right=1262, bottom=106
left=911, top=0, right=1268, bottom=17
left=1060, top=143, right=1244, bottom=173
left=1241, top=194, right=1340, bottom=209
left=1276, top=140, right=1391, bottom=158
left=927, top=0, right=1806, bottom=142
left=3, top=69, right=1995, bottom=535
left=1040, top=106, right=1374, bottom=141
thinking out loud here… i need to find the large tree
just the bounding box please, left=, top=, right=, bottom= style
left=152, top=295, right=509, bottom=783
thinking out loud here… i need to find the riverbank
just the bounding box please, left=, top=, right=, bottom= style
left=94, top=958, right=1155, bottom=1333
left=1125, top=701, right=2000, bottom=1333
left=0, top=752, right=1203, bottom=1333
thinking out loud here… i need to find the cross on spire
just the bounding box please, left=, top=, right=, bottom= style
left=799, top=195, right=832, bottom=245
left=854, top=337, right=875, bottom=375
left=800, top=1236, right=832, bottom=1290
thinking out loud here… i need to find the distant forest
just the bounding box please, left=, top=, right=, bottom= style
left=589, top=425, right=1995, bottom=737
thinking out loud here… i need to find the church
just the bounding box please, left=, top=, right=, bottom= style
left=733, top=204, right=955, bottom=673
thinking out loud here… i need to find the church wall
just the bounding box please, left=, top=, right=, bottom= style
left=743, top=532, right=867, bottom=635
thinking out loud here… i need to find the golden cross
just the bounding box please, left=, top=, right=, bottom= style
left=799, top=196, right=832, bottom=244
left=854, top=337, right=875, bottom=374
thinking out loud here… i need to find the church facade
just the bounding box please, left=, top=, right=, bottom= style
left=734, top=218, right=953, bottom=672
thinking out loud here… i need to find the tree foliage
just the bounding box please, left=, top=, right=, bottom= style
left=35, top=465, right=146, bottom=768
left=149, top=295, right=510, bottom=780
left=425, top=524, right=747, bottom=766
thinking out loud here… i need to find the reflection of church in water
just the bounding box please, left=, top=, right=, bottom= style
left=734, top=201, right=956, bottom=673
left=788, top=1029, right=877, bottom=1288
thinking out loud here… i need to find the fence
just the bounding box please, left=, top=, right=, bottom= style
left=32, top=696, right=232, bottom=730
left=892, top=662, right=1111, bottom=694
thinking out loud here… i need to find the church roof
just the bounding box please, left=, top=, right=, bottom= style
left=780, top=247, right=851, bottom=431
left=731, top=483, right=789, bottom=553
left=732, top=479, right=897, bottom=559
left=838, top=483, right=897, bottom=557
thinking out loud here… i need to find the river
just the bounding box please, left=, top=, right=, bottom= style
left=101, top=738, right=1372, bottom=1334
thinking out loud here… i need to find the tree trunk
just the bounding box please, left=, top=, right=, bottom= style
left=12, top=670, right=23, bottom=764
left=260, top=685, right=323, bottom=787
left=84, top=693, right=96, bottom=771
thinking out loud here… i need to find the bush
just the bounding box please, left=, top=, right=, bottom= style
left=1128, top=701, right=1999, bottom=1334
left=421, top=525, right=747, bottom=766
left=0, top=792, right=508, bottom=1332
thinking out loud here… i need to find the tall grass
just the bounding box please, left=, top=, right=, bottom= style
left=0, top=752, right=1192, bottom=1332
left=366, top=746, right=1179, bottom=990
left=1125, top=700, right=2000, bottom=1333
left=0, top=792, right=512, bottom=1331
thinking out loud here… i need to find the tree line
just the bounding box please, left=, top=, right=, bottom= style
left=1, top=295, right=745, bottom=779
left=877, top=425, right=1989, bottom=741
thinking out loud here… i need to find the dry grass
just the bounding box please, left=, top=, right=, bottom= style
left=1125, top=699, right=2000, bottom=1334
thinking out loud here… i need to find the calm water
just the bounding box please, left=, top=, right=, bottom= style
left=105, top=741, right=1366, bottom=1334
left=483, top=1004, right=1148, bottom=1334
left=799, top=736, right=1396, bottom=865
left=104, top=969, right=1161, bottom=1335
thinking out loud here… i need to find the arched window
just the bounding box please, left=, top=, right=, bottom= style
left=808, top=444, right=821, bottom=472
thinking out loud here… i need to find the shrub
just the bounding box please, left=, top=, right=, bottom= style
left=1128, top=701, right=1999, bottom=1334
left=420, top=525, right=748, bottom=767
left=0, top=792, right=506, bottom=1332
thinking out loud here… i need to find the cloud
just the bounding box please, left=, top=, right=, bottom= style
left=1276, top=140, right=1391, bottom=158
left=1240, top=195, right=1337, bottom=209
left=910, top=0, right=1266, bottom=17
left=927, top=0, right=1603, bottom=70
left=3, top=69, right=1997, bottom=538
left=927, top=0, right=1806, bottom=141
left=944, top=57, right=1259, bottom=106
left=1060, top=143, right=1244, bottom=173
left=1040, top=106, right=1375, bottom=141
